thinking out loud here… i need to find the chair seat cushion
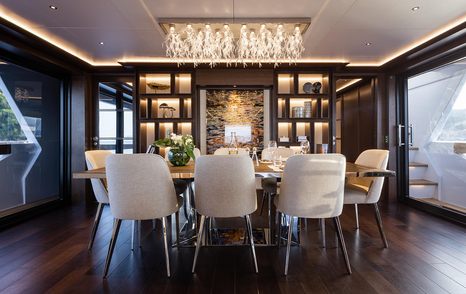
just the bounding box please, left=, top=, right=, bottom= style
left=173, top=179, right=189, bottom=196
left=344, top=184, right=369, bottom=204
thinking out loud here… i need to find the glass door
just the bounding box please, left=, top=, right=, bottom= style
left=400, top=57, right=466, bottom=217
left=94, top=81, right=134, bottom=153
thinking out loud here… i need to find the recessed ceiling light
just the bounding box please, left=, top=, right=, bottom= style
left=365, top=42, right=372, bottom=46
left=49, top=5, right=58, bottom=10
left=99, top=42, right=104, bottom=45
left=411, top=6, right=420, bottom=11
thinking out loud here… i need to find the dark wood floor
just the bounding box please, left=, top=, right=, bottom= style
left=1, top=202, right=465, bottom=294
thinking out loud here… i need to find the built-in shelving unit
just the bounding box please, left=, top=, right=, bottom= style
left=137, top=72, right=195, bottom=153
left=273, top=71, right=331, bottom=152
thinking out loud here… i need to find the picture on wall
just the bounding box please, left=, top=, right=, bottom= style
left=206, top=89, right=264, bottom=154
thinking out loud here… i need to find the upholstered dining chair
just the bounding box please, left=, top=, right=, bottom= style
left=85, top=150, right=112, bottom=251
left=213, top=147, right=249, bottom=155
left=275, top=154, right=351, bottom=275
left=192, top=155, right=259, bottom=273
left=103, top=154, right=181, bottom=278
left=345, top=149, right=389, bottom=248
left=259, top=147, right=295, bottom=215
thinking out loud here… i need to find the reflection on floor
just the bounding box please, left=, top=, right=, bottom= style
left=1, top=202, right=466, bottom=293
left=416, top=197, right=466, bottom=214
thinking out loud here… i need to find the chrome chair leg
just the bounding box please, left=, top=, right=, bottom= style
left=175, top=211, right=180, bottom=246
left=88, top=202, right=105, bottom=251
left=259, top=191, right=267, bottom=215
left=284, top=215, right=294, bottom=275
left=131, top=220, right=141, bottom=250
left=245, top=215, right=259, bottom=273
left=320, top=218, right=326, bottom=248
left=162, top=217, right=171, bottom=277
left=374, top=203, right=389, bottom=248
left=103, top=218, right=122, bottom=278
left=333, top=217, right=352, bottom=274
left=355, top=204, right=359, bottom=229
left=192, top=215, right=206, bottom=273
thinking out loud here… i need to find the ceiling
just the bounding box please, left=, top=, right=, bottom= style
left=0, top=0, right=465, bottom=66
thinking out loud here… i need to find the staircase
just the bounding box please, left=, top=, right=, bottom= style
left=408, top=146, right=439, bottom=199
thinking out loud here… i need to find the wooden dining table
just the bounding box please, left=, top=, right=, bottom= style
left=73, top=160, right=395, bottom=180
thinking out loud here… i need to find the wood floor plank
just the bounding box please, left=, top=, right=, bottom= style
left=1, top=202, right=465, bottom=293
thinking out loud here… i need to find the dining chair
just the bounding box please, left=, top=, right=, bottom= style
left=275, top=154, right=350, bottom=275
left=85, top=150, right=112, bottom=251
left=103, top=154, right=182, bottom=278
left=345, top=149, right=389, bottom=248
left=259, top=147, right=295, bottom=215
left=192, top=155, right=259, bottom=273
left=213, top=147, right=249, bottom=155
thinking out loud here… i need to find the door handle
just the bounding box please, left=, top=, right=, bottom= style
left=92, top=136, right=99, bottom=146
left=408, top=124, right=413, bottom=147
left=397, top=124, right=405, bottom=147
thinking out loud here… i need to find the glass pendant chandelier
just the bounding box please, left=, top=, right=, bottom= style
left=162, top=21, right=308, bottom=67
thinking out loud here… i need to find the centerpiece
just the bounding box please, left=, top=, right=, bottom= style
left=154, top=133, right=195, bottom=166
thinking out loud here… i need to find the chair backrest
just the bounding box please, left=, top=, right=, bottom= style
left=278, top=154, right=346, bottom=218
left=85, top=150, right=111, bottom=204
left=261, top=147, right=295, bottom=161
left=106, top=154, right=178, bottom=220
left=194, top=155, right=257, bottom=218
left=347, top=149, right=389, bottom=203
left=213, top=147, right=249, bottom=156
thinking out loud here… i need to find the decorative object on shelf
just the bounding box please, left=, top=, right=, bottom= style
left=312, top=82, right=322, bottom=94
left=297, top=135, right=308, bottom=142
left=159, top=103, right=176, bottom=118
left=162, top=16, right=309, bottom=67
left=304, top=101, right=312, bottom=118
left=147, top=82, right=170, bottom=91
left=303, top=82, right=313, bottom=94
left=154, top=134, right=195, bottom=166
left=292, top=106, right=304, bottom=118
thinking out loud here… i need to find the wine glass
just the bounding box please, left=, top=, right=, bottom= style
left=268, top=140, right=277, bottom=149
left=300, top=139, right=310, bottom=154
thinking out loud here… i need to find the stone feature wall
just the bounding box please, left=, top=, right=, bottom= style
left=206, top=89, right=264, bottom=154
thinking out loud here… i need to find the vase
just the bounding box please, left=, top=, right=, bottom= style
left=167, top=149, right=190, bottom=166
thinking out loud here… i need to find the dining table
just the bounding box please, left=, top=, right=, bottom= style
left=73, top=158, right=395, bottom=247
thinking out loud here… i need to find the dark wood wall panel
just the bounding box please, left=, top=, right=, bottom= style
left=340, top=79, right=377, bottom=162
left=196, top=69, right=274, bottom=86
left=341, top=86, right=360, bottom=162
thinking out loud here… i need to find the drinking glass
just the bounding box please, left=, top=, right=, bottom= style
left=300, top=139, right=310, bottom=154
left=268, top=140, right=277, bottom=149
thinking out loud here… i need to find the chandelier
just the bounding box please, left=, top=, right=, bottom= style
left=161, top=20, right=310, bottom=67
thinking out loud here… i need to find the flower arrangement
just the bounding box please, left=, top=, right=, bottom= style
left=154, top=134, right=195, bottom=165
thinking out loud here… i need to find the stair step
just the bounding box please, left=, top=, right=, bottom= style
left=409, top=179, right=438, bottom=186
left=409, top=162, right=428, bottom=167
left=409, top=147, right=419, bottom=150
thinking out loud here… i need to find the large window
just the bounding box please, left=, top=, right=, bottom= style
left=0, top=59, right=62, bottom=214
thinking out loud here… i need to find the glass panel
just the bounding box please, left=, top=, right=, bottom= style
left=0, top=59, right=61, bottom=212
left=124, top=111, right=133, bottom=138
left=99, top=139, right=116, bottom=153
left=99, top=111, right=117, bottom=138
left=123, top=139, right=133, bottom=154
left=407, top=57, right=466, bottom=211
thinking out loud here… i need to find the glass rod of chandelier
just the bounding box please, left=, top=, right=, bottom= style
left=164, top=23, right=305, bottom=67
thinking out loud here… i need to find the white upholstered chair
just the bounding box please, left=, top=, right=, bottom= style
left=213, top=147, right=249, bottom=155
left=275, top=154, right=351, bottom=275
left=259, top=147, right=295, bottom=215
left=85, top=150, right=112, bottom=251
left=345, top=149, right=389, bottom=248
left=103, top=154, right=181, bottom=278
left=192, top=155, right=258, bottom=273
